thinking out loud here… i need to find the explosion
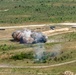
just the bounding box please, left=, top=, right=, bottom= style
left=12, top=29, right=47, bottom=44
left=12, top=29, right=62, bottom=63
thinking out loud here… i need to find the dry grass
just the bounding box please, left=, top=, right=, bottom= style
left=0, top=25, right=76, bottom=75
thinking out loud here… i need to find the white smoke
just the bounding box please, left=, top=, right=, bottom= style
left=12, top=29, right=47, bottom=44
left=34, top=44, right=62, bottom=62
left=34, top=43, right=45, bottom=61
left=22, top=29, right=32, bottom=38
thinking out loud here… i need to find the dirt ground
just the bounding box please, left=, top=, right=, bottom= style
left=0, top=25, right=71, bottom=39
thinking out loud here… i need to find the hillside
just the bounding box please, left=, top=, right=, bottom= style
left=0, top=0, right=76, bottom=26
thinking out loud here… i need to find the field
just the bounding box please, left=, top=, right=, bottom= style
left=0, top=25, right=76, bottom=75
left=0, top=62, right=76, bottom=75
left=0, top=0, right=76, bottom=75
left=0, top=0, right=76, bottom=26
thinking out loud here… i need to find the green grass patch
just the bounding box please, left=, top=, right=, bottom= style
left=11, top=51, right=34, bottom=60
left=0, top=0, right=76, bottom=25
left=0, top=44, right=32, bottom=51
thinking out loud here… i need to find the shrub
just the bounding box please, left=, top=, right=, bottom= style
left=11, top=52, right=34, bottom=60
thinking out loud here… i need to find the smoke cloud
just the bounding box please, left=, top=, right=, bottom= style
left=34, top=43, right=46, bottom=62
left=12, top=29, right=47, bottom=44
left=34, top=44, right=62, bottom=62
left=12, top=29, right=62, bottom=63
